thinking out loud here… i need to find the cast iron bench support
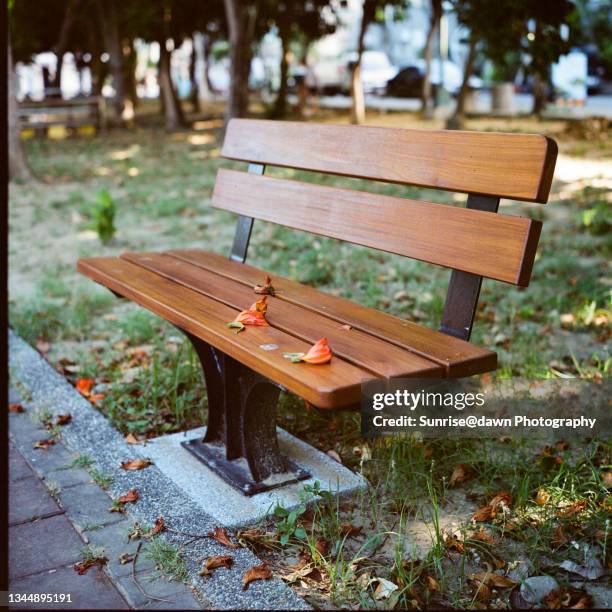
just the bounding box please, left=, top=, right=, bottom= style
left=179, top=330, right=310, bottom=496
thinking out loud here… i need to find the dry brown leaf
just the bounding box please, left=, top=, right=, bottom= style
left=449, top=464, right=474, bottom=487
left=90, top=393, right=105, bottom=404
left=120, top=458, right=152, bottom=471
left=242, top=563, right=272, bottom=590
left=340, top=524, right=363, bottom=537
left=555, top=440, right=570, bottom=451
left=543, top=587, right=592, bottom=610
left=56, top=413, right=72, bottom=426
left=536, top=488, right=551, bottom=506
left=326, top=449, right=342, bottom=463
left=424, top=574, right=440, bottom=592
left=9, top=403, right=24, bottom=413
left=558, top=499, right=587, bottom=517
left=117, top=489, right=139, bottom=504
left=471, top=527, right=495, bottom=544
left=125, top=433, right=145, bottom=445
left=444, top=534, right=465, bottom=553
left=254, top=275, right=275, bottom=296
left=473, top=492, right=512, bottom=521
left=199, top=555, right=234, bottom=576
left=73, top=556, right=107, bottom=575
left=338, top=324, right=352, bottom=331
left=315, top=538, right=330, bottom=557
left=602, top=471, right=612, bottom=488
left=473, top=505, right=494, bottom=522
left=150, top=517, right=165, bottom=536
left=34, top=438, right=56, bottom=450
left=36, top=339, right=51, bottom=354
left=470, top=572, right=516, bottom=589
left=208, top=526, right=240, bottom=549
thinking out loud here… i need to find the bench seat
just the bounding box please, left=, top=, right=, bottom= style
left=77, top=249, right=496, bottom=410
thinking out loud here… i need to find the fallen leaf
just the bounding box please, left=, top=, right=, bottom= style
left=9, top=403, right=24, bottom=413
left=536, top=488, right=551, bottom=506
left=602, top=471, right=612, bottom=488
left=424, top=574, right=440, bottom=592
left=558, top=499, right=587, bottom=517
left=352, top=445, right=372, bottom=461
left=125, top=433, right=145, bottom=445
left=36, top=339, right=51, bottom=354
left=326, top=449, right=342, bottom=463
left=56, top=413, right=72, bottom=426
left=75, top=378, right=95, bottom=397
left=34, top=438, right=56, bottom=450
left=118, top=553, right=135, bottom=565
left=254, top=275, right=275, bottom=296
left=208, top=526, right=240, bottom=549
left=543, top=587, right=592, bottom=609
left=242, top=563, right=272, bottom=590
left=559, top=556, right=606, bottom=581
left=552, top=524, right=569, bottom=547
left=373, top=577, right=399, bottom=600
left=227, top=297, right=270, bottom=332
left=555, top=440, right=570, bottom=451
left=199, top=555, right=234, bottom=576
left=74, top=556, right=107, bottom=575
left=120, top=458, right=152, bottom=471
left=470, top=572, right=516, bottom=589
left=449, top=464, right=474, bottom=487
left=301, top=338, right=332, bottom=365
left=338, top=324, right=352, bottom=331
left=117, top=489, right=140, bottom=504
left=90, top=393, right=105, bottom=404
left=471, top=527, right=495, bottom=544
left=473, top=492, right=512, bottom=521
left=315, top=538, right=330, bottom=557
left=150, top=517, right=165, bottom=536
left=340, top=524, right=363, bottom=537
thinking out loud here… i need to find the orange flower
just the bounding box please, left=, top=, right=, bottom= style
left=284, top=338, right=332, bottom=365
left=227, top=297, right=269, bottom=333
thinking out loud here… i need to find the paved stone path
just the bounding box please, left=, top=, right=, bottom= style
left=8, top=387, right=203, bottom=610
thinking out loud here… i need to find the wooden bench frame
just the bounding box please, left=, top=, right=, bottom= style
left=78, top=119, right=557, bottom=496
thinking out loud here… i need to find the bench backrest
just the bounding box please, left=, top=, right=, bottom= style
left=213, top=119, right=557, bottom=340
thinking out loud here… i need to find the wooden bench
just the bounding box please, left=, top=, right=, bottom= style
left=77, top=119, right=557, bottom=495
left=19, top=97, right=103, bottom=134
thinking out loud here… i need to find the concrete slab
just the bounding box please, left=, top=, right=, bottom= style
left=9, top=477, right=62, bottom=526
left=9, top=441, right=35, bottom=482
left=145, top=427, right=368, bottom=528
left=85, top=520, right=157, bottom=578
left=9, top=514, right=84, bottom=579
left=10, top=565, right=129, bottom=609
left=58, top=483, right=126, bottom=534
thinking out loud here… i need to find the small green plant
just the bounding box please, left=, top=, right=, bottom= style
left=89, top=468, right=112, bottom=490
left=70, top=454, right=94, bottom=469
left=45, top=479, right=61, bottom=502
left=80, top=545, right=107, bottom=563
left=90, top=190, right=116, bottom=244
left=582, top=201, right=611, bottom=236
left=145, top=537, right=188, bottom=582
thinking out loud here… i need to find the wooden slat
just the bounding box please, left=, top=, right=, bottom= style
left=167, top=250, right=497, bottom=377
left=222, top=119, right=558, bottom=203
left=121, top=252, right=443, bottom=379
left=213, top=169, right=542, bottom=286
left=77, top=257, right=373, bottom=409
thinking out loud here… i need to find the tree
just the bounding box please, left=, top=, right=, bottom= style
left=421, top=0, right=442, bottom=116
left=350, top=0, right=407, bottom=125
left=523, top=0, right=574, bottom=115
left=223, top=0, right=259, bottom=121
left=8, top=39, right=32, bottom=181
left=265, top=0, right=337, bottom=119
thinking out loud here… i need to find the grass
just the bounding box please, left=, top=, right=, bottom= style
left=8, top=104, right=610, bottom=608
left=145, top=537, right=189, bottom=583
left=89, top=468, right=113, bottom=490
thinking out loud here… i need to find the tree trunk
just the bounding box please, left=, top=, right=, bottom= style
left=271, top=21, right=290, bottom=118
left=189, top=36, right=200, bottom=113
left=123, top=38, right=138, bottom=108
left=532, top=72, right=547, bottom=116
left=49, top=53, right=64, bottom=97
left=446, top=38, right=477, bottom=130
left=158, top=38, right=186, bottom=130
left=202, top=35, right=215, bottom=94
left=223, top=0, right=255, bottom=122
left=8, top=41, right=33, bottom=181
left=49, top=0, right=81, bottom=97
left=97, top=0, right=127, bottom=126
left=350, top=0, right=374, bottom=125
left=421, top=0, right=441, bottom=116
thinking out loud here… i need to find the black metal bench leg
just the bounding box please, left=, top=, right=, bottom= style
left=179, top=331, right=309, bottom=496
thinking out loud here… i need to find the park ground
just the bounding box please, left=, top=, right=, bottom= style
left=8, top=103, right=611, bottom=609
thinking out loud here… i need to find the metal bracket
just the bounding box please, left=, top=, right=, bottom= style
left=180, top=331, right=309, bottom=496
left=229, top=163, right=265, bottom=263
left=440, top=194, right=500, bottom=341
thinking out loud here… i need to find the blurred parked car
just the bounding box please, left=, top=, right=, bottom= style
left=344, top=50, right=399, bottom=94
left=386, top=60, right=483, bottom=98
